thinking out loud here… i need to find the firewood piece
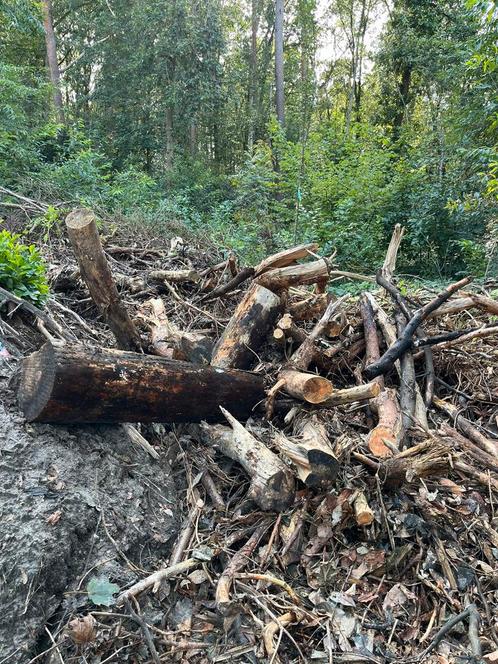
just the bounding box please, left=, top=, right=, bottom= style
left=354, top=492, right=374, bottom=526
left=365, top=293, right=428, bottom=430
left=66, top=208, right=141, bottom=351
left=381, top=223, right=405, bottom=280
left=364, top=277, right=472, bottom=380
left=378, top=440, right=450, bottom=488
left=255, top=258, right=329, bottom=291
left=376, top=269, right=435, bottom=408
left=319, top=381, right=381, bottom=407
left=396, top=311, right=416, bottom=434
left=273, top=416, right=339, bottom=487
left=201, top=266, right=255, bottom=301
left=141, top=298, right=212, bottom=363
left=274, top=314, right=335, bottom=373
left=367, top=388, right=403, bottom=458
left=278, top=369, right=333, bottom=404
left=19, top=342, right=266, bottom=424
left=289, top=296, right=348, bottom=371
left=433, top=397, right=498, bottom=458
left=289, top=293, right=328, bottom=320
left=211, top=283, right=282, bottom=369
left=360, top=295, right=403, bottom=457
left=200, top=411, right=295, bottom=511
left=148, top=269, right=200, bottom=284
left=254, top=242, right=319, bottom=276
left=425, top=294, right=498, bottom=319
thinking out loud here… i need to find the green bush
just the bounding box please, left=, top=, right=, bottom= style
left=0, top=229, right=49, bottom=305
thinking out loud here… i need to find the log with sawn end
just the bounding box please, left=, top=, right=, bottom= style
left=18, top=342, right=266, bottom=424
left=66, top=208, right=142, bottom=351
left=273, top=415, right=339, bottom=487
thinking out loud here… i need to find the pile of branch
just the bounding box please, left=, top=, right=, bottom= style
left=5, top=210, right=498, bottom=662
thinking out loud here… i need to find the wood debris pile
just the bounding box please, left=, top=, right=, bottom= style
left=2, top=211, right=498, bottom=663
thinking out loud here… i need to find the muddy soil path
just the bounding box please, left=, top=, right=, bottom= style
left=0, top=354, right=177, bottom=662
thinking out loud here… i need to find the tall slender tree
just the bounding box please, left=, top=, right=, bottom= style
left=41, top=0, right=65, bottom=123
left=275, top=0, right=285, bottom=126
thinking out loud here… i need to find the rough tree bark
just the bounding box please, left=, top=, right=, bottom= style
left=274, top=0, right=285, bottom=126
left=41, top=0, right=65, bottom=124
left=19, top=343, right=266, bottom=424
left=66, top=208, right=142, bottom=351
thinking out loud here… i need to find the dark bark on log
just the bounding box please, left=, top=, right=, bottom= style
left=211, top=283, right=282, bottom=369
left=273, top=415, right=339, bottom=487
left=66, top=208, right=142, bottom=351
left=364, top=277, right=472, bottom=380
left=19, top=342, right=266, bottom=424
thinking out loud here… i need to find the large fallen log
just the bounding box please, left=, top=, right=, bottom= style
left=254, top=242, right=319, bottom=276
left=19, top=342, right=265, bottom=423
left=211, top=283, right=282, bottom=369
left=66, top=208, right=142, bottom=351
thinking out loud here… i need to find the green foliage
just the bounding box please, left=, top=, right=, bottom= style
left=86, top=577, right=119, bottom=607
left=0, top=229, right=49, bottom=305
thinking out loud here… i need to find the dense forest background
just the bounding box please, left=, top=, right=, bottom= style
left=1, top=0, right=497, bottom=279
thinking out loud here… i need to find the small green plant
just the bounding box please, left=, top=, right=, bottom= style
left=31, top=205, right=63, bottom=242
left=0, top=229, right=49, bottom=305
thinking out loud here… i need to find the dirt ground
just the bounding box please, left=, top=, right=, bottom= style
left=0, top=352, right=178, bottom=662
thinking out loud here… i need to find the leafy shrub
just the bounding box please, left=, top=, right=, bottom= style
left=0, top=229, right=49, bottom=305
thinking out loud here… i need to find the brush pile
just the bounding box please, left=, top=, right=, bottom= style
left=2, top=210, right=498, bottom=664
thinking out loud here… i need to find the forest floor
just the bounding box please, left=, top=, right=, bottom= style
left=0, top=219, right=498, bottom=664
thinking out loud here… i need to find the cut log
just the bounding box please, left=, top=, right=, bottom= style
left=425, top=294, right=498, bottom=319
left=255, top=259, right=329, bottom=291
left=148, top=269, right=200, bottom=284
left=278, top=369, right=333, bottom=404
left=289, top=293, right=328, bottom=321
left=66, top=208, right=141, bottom=351
left=141, top=298, right=212, bottom=363
left=319, top=381, right=381, bottom=407
left=254, top=243, right=319, bottom=276
left=211, top=283, right=282, bottom=369
left=288, top=296, right=348, bottom=371
left=273, top=416, right=339, bottom=487
left=354, top=492, right=374, bottom=526
left=368, top=388, right=403, bottom=458
left=360, top=295, right=403, bottom=457
left=19, top=342, right=265, bottom=424
left=199, top=411, right=295, bottom=511
left=365, top=293, right=428, bottom=431
left=273, top=314, right=335, bottom=373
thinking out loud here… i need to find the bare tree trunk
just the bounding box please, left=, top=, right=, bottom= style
left=41, top=0, right=65, bottom=124
left=274, top=0, right=285, bottom=126
left=248, top=0, right=260, bottom=152
left=165, top=107, right=174, bottom=169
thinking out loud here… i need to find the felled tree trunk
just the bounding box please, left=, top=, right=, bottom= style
left=19, top=343, right=265, bottom=424
left=255, top=259, right=329, bottom=291
left=66, top=208, right=142, bottom=351
left=254, top=243, right=318, bottom=276
left=211, top=283, right=282, bottom=369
